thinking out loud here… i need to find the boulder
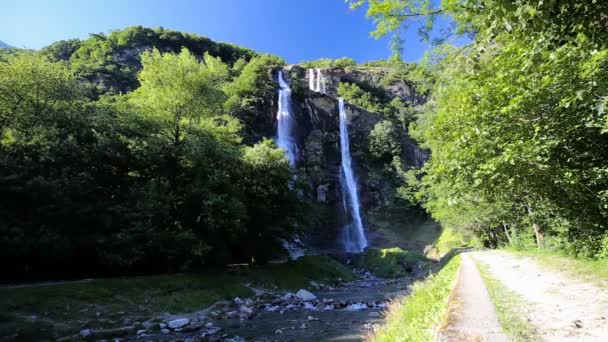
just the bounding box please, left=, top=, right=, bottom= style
left=295, top=289, right=317, bottom=301
left=80, top=329, right=93, bottom=339
left=167, top=318, right=190, bottom=329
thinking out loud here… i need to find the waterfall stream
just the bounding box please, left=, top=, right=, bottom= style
left=308, top=68, right=325, bottom=93
left=338, top=98, right=368, bottom=252
left=276, top=70, right=298, bottom=166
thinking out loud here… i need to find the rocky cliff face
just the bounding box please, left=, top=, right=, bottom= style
left=264, top=65, right=429, bottom=250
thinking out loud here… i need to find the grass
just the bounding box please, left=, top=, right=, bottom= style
left=370, top=254, right=461, bottom=342
left=505, top=248, right=608, bottom=288
left=357, top=247, right=426, bottom=278
left=474, top=259, right=539, bottom=341
left=0, top=255, right=354, bottom=340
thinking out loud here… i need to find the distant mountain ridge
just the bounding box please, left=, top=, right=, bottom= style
left=0, top=40, right=13, bottom=48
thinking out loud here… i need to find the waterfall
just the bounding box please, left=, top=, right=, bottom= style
left=338, top=98, right=368, bottom=252
left=276, top=70, right=297, bottom=165
left=308, top=68, right=325, bottom=93
left=308, top=69, right=315, bottom=91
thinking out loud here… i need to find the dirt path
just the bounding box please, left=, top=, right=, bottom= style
left=474, top=250, right=608, bottom=341
left=439, top=253, right=508, bottom=341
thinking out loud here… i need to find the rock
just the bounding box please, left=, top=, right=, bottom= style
left=159, top=323, right=167, bottom=329
left=181, top=322, right=203, bottom=332
left=201, top=327, right=221, bottom=337
left=80, top=329, right=93, bottom=339
left=282, top=292, right=296, bottom=300
left=233, top=297, right=243, bottom=306
left=368, top=311, right=381, bottom=317
left=226, top=310, right=239, bottom=319
left=295, top=289, right=317, bottom=301
left=274, top=328, right=284, bottom=335
left=423, top=245, right=440, bottom=260
left=265, top=305, right=280, bottom=312
left=307, top=315, right=319, bottom=321
left=239, top=306, right=254, bottom=319
left=160, top=328, right=170, bottom=334
left=136, top=329, right=147, bottom=335
left=168, top=318, right=190, bottom=329
left=573, top=320, right=583, bottom=328
left=205, top=322, right=214, bottom=328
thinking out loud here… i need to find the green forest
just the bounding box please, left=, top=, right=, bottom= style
left=350, top=0, right=608, bottom=257
left=1, top=27, right=300, bottom=280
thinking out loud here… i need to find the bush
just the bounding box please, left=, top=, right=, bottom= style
left=357, top=247, right=425, bottom=278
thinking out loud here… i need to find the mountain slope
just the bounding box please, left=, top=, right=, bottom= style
left=0, top=40, right=13, bottom=49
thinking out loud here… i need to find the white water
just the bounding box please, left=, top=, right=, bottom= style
left=338, top=98, right=368, bottom=252
left=308, top=68, right=325, bottom=93
left=276, top=70, right=298, bottom=165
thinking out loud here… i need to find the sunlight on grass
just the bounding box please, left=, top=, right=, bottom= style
left=370, top=254, right=461, bottom=342
left=475, top=259, right=539, bottom=342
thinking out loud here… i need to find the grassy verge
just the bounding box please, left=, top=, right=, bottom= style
left=474, top=259, right=539, bottom=342
left=0, top=255, right=354, bottom=340
left=356, top=247, right=426, bottom=278
left=505, top=248, right=608, bottom=288
left=370, top=254, right=461, bottom=342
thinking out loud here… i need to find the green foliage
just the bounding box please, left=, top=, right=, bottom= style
left=299, top=57, right=357, bottom=69
left=224, top=54, right=284, bottom=112
left=247, top=255, right=357, bottom=289
left=371, top=254, right=461, bottom=342
left=40, top=39, right=82, bottom=61
left=338, top=82, right=390, bottom=114
left=353, top=0, right=608, bottom=258
left=369, top=120, right=401, bottom=161
left=0, top=45, right=299, bottom=281
left=67, top=26, right=256, bottom=94
left=357, top=247, right=425, bottom=278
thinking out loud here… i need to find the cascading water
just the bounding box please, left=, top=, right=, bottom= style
left=338, top=98, right=368, bottom=252
left=276, top=70, right=297, bottom=165
left=276, top=70, right=304, bottom=260
left=308, top=68, right=325, bottom=93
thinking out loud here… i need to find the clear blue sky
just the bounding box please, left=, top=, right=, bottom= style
left=1, top=0, right=441, bottom=63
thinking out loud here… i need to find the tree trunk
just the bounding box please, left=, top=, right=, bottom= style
left=526, top=205, right=544, bottom=249
left=502, top=221, right=512, bottom=245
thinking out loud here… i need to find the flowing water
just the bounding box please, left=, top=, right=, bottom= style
left=276, top=70, right=298, bottom=166
left=338, top=99, right=368, bottom=253
left=308, top=68, right=325, bottom=93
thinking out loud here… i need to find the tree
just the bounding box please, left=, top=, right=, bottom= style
left=369, top=120, right=401, bottom=161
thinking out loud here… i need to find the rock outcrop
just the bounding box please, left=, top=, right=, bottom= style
left=263, top=65, right=430, bottom=250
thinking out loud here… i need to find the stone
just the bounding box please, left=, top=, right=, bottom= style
left=202, top=327, right=221, bottom=336
left=282, top=292, right=296, bottom=300
left=159, top=323, right=167, bottom=329
left=167, top=318, right=190, bottom=329
left=274, top=328, right=283, bottom=335
left=233, top=297, right=243, bottom=306
left=239, top=306, right=254, bottom=319
left=181, top=322, right=203, bottom=332
left=160, top=329, right=170, bottom=335
left=307, top=315, right=319, bottom=321
left=368, top=311, right=381, bottom=317
left=136, top=329, right=147, bottom=335
left=295, top=289, right=317, bottom=301
left=80, top=329, right=93, bottom=339
left=226, top=311, right=239, bottom=319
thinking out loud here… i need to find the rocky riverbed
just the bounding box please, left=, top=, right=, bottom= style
left=100, top=270, right=415, bottom=342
